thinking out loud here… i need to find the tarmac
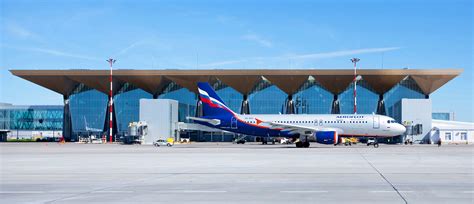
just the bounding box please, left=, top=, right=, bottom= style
left=0, top=142, right=473, bottom=204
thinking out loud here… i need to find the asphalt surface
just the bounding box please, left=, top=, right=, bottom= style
left=1, top=142, right=473, bottom=204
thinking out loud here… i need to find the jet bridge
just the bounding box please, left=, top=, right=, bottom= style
left=138, top=99, right=232, bottom=144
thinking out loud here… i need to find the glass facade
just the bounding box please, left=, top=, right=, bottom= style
left=159, top=82, right=197, bottom=122
left=432, top=112, right=453, bottom=121
left=214, top=82, right=242, bottom=113
left=339, top=81, right=378, bottom=114
left=384, top=77, right=425, bottom=122
left=58, top=75, right=428, bottom=141
left=0, top=104, right=63, bottom=131
left=69, top=84, right=108, bottom=136
left=249, top=80, right=287, bottom=114
left=114, top=83, right=152, bottom=135
left=293, top=81, right=332, bottom=114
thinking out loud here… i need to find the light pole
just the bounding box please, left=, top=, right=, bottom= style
left=351, top=58, right=360, bottom=114
left=106, top=58, right=116, bottom=143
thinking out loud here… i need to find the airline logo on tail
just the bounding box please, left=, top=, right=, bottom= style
left=197, top=82, right=236, bottom=117
left=198, top=88, right=223, bottom=108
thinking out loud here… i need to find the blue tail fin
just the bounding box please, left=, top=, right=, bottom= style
left=197, top=82, right=235, bottom=117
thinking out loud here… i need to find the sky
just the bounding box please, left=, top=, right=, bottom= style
left=0, top=0, right=472, bottom=121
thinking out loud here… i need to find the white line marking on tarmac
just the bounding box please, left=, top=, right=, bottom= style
left=0, top=191, right=45, bottom=194
left=280, top=191, right=328, bottom=193
left=154, top=190, right=227, bottom=193
left=92, top=190, right=134, bottom=193
left=370, top=190, right=414, bottom=193
left=462, top=191, right=474, bottom=194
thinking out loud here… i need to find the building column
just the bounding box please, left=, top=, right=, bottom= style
left=376, top=94, right=386, bottom=115
left=240, top=94, right=250, bottom=114
left=331, top=94, right=340, bottom=114
left=285, top=95, right=295, bottom=114
left=152, top=93, right=159, bottom=99
left=62, top=95, right=73, bottom=142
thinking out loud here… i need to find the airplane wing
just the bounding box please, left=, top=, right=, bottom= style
left=263, top=121, right=344, bottom=135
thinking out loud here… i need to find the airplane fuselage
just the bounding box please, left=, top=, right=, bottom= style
left=198, top=113, right=406, bottom=138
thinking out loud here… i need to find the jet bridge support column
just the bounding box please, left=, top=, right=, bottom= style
left=331, top=94, right=340, bottom=114
left=240, top=94, right=250, bottom=114
left=376, top=94, right=386, bottom=115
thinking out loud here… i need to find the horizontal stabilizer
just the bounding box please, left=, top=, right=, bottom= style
left=186, top=117, right=221, bottom=126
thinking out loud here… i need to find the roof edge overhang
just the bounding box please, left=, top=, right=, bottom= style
left=10, top=68, right=463, bottom=96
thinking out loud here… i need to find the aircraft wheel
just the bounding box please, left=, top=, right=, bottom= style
left=295, top=141, right=303, bottom=148
left=303, top=142, right=310, bottom=148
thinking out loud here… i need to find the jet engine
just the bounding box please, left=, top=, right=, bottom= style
left=314, top=131, right=338, bottom=145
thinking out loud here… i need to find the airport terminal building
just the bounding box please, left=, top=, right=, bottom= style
left=8, top=69, right=469, bottom=143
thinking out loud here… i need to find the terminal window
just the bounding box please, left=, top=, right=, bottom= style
left=444, top=132, right=452, bottom=141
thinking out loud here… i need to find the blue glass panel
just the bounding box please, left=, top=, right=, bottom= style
left=70, top=88, right=108, bottom=133
left=159, top=87, right=196, bottom=105
left=294, top=83, right=332, bottom=114
left=114, top=87, right=152, bottom=134
left=432, top=113, right=451, bottom=120
left=216, top=86, right=242, bottom=113
left=159, top=85, right=196, bottom=121
left=249, top=85, right=286, bottom=114
left=1, top=106, right=63, bottom=130
left=384, top=81, right=424, bottom=120
left=339, top=83, right=378, bottom=114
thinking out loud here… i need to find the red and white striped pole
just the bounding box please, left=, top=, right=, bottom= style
left=107, top=58, right=116, bottom=143
left=351, top=58, right=360, bottom=114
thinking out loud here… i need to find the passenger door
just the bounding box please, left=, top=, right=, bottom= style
left=373, top=115, right=380, bottom=129
left=231, top=117, right=238, bottom=129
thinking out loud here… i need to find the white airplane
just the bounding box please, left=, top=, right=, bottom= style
left=189, top=82, right=406, bottom=148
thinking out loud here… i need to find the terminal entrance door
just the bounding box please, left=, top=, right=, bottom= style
left=231, top=117, right=238, bottom=129
left=373, top=115, right=380, bottom=129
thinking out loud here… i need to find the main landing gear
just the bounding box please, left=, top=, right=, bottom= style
left=295, top=136, right=310, bottom=148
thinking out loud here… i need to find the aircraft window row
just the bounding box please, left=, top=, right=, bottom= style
left=266, top=120, right=369, bottom=124
left=387, top=120, right=397, bottom=123
left=274, top=121, right=313, bottom=124
left=323, top=121, right=368, bottom=124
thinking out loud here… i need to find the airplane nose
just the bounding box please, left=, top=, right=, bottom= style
left=397, top=125, right=406, bottom=135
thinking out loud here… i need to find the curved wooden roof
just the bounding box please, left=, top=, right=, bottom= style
left=10, top=69, right=462, bottom=96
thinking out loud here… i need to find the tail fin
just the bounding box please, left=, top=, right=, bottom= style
left=197, top=82, right=235, bottom=117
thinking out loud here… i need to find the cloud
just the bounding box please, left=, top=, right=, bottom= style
left=200, top=47, right=401, bottom=68
left=241, top=33, right=273, bottom=48
left=4, top=45, right=101, bottom=61
left=5, top=22, right=43, bottom=42
left=114, top=40, right=147, bottom=57
left=290, top=47, right=401, bottom=60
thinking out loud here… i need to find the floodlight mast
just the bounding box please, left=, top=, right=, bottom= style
left=107, top=58, right=116, bottom=143
left=351, top=58, right=360, bottom=114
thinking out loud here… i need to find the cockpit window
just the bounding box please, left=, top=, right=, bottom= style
left=387, top=120, right=391, bottom=123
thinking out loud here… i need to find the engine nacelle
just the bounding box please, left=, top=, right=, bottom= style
left=314, top=131, right=338, bottom=145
